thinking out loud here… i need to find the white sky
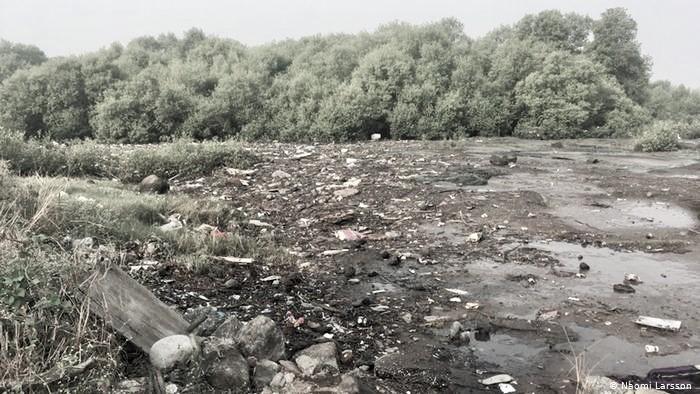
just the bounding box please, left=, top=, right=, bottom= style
left=1, top=0, right=698, bottom=87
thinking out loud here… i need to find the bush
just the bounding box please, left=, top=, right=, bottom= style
left=634, top=121, right=681, bottom=152
left=0, top=127, right=257, bottom=182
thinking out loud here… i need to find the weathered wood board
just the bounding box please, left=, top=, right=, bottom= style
left=84, top=263, right=189, bottom=352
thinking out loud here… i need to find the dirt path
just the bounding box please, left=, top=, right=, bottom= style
left=154, top=138, right=699, bottom=393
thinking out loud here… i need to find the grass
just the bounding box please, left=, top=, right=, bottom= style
left=0, top=128, right=258, bottom=182
left=0, top=158, right=284, bottom=391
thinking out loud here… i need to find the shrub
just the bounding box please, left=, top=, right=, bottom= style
left=634, top=121, right=681, bottom=152
left=0, top=127, right=257, bottom=182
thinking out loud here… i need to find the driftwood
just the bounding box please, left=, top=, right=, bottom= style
left=83, top=263, right=189, bottom=352
left=0, top=357, right=95, bottom=390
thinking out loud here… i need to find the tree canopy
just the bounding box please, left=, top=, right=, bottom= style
left=0, top=9, right=695, bottom=143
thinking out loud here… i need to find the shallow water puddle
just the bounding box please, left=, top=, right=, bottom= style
left=556, top=199, right=698, bottom=232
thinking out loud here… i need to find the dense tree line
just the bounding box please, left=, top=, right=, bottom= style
left=1, top=8, right=699, bottom=143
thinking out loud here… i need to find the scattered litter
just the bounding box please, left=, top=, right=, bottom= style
left=370, top=133, right=382, bottom=141
left=249, top=220, right=273, bottom=228
left=213, top=256, right=255, bottom=264
left=445, top=288, right=469, bottom=296
left=498, top=383, right=516, bottom=393
left=225, top=168, right=256, bottom=176
left=537, top=310, right=559, bottom=321
left=464, top=302, right=480, bottom=310
left=321, top=249, right=349, bottom=256
left=635, top=316, right=681, bottom=332
left=335, top=228, right=363, bottom=241
left=624, top=273, right=642, bottom=284
left=272, top=170, right=291, bottom=179
left=467, top=232, right=483, bottom=243
left=261, top=275, right=282, bottom=282
left=645, top=345, right=659, bottom=354
left=449, top=297, right=461, bottom=303
left=334, top=188, right=359, bottom=199
left=480, top=374, right=514, bottom=385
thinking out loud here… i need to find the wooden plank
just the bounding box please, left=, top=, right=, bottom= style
left=84, top=263, right=189, bottom=351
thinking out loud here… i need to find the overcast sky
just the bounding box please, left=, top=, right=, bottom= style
left=1, top=0, right=698, bottom=87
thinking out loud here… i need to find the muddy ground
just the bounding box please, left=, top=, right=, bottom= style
left=141, top=138, right=699, bottom=393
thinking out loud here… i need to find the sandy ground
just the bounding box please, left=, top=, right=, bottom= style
left=142, top=138, right=699, bottom=393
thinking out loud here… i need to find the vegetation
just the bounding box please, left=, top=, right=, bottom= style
left=0, top=128, right=256, bottom=182
left=634, top=120, right=681, bottom=152
left=0, top=158, right=281, bottom=389
left=1, top=8, right=698, bottom=143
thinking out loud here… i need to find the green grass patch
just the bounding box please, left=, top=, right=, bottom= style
left=0, top=128, right=258, bottom=182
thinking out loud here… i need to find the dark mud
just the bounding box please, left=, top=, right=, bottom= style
left=133, top=138, right=698, bottom=393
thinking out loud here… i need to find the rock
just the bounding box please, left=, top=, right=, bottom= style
left=139, top=174, right=169, bottom=194
left=184, top=307, right=226, bottom=336
left=213, top=316, right=243, bottom=339
left=401, top=313, right=412, bottom=324
left=159, top=216, right=183, bottom=232
left=613, top=283, right=636, bottom=293
left=278, top=359, right=302, bottom=375
left=269, top=372, right=287, bottom=391
left=149, top=335, right=198, bottom=370
left=586, top=158, right=600, bottom=164
left=236, top=316, right=285, bottom=361
left=201, top=338, right=250, bottom=390
left=579, top=262, right=590, bottom=271
left=489, top=153, right=517, bottom=166
left=272, top=170, right=291, bottom=179
left=341, top=349, right=353, bottom=364
left=253, top=359, right=280, bottom=388
left=581, top=376, right=624, bottom=394
left=294, top=341, right=339, bottom=376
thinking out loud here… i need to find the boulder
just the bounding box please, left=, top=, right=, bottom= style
left=489, top=153, right=517, bottom=166
left=201, top=338, right=250, bottom=391
left=213, top=315, right=243, bottom=339
left=139, top=174, right=169, bottom=194
left=253, top=359, right=280, bottom=388
left=149, top=335, right=198, bottom=370
left=294, top=341, right=339, bottom=376
left=236, top=316, right=285, bottom=361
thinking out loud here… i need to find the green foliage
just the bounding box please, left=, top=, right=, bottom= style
left=634, top=121, right=681, bottom=152
left=0, top=9, right=670, bottom=141
left=0, top=266, right=37, bottom=309
left=0, top=127, right=257, bottom=181
left=587, top=8, right=651, bottom=103
left=0, top=39, right=47, bottom=82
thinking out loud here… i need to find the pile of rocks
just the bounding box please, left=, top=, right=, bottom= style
left=141, top=311, right=361, bottom=393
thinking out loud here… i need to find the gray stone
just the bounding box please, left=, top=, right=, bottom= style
left=294, top=341, right=339, bottom=376
left=213, top=315, right=243, bottom=339
left=183, top=307, right=226, bottom=337
left=448, top=321, right=462, bottom=340
left=278, top=359, right=302, bottom=375
left=201, top=338, right=250, bottom=391
left=254, top=359, right=281, bottom=388
left=149, top=335, right=198, bottom=371
left=139, top=174, right=169, bottom=194
left=236, top=316, right=285, bottom=361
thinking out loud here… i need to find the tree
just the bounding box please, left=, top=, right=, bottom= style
left=587, top=8, right=651, bottom=103
left=0, top=40, right=47, bottom=82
